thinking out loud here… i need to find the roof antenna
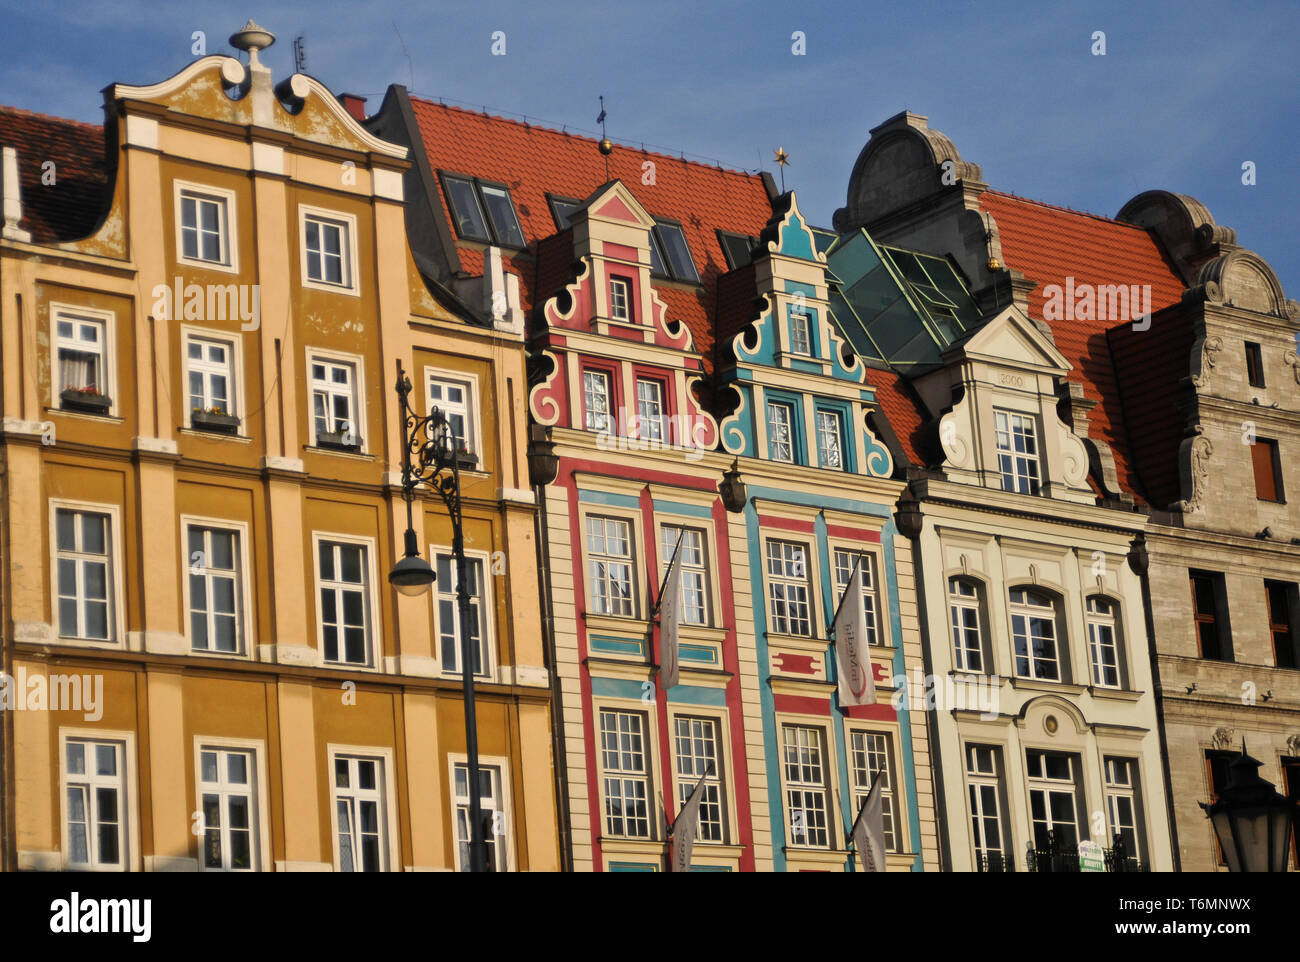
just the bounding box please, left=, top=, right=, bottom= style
left=773, top=146, right=790, bottom=193
left=391, top=20, right=414, bottom=92
left=292, top=35, right=306, bottom=73
left=596, top=95, right=612, bottom=181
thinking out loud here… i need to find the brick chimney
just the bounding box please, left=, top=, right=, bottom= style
left=338, top=93, right=367, bottom=122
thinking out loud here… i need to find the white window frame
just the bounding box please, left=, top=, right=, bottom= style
left=636, top=378, right=667, bottom=443
left=583, top=369, right=613, bottom=434
left=1086, top=595, right=1122, bottom=688
left=192, top=735, right=271, bottom=872
left=430, top=544, right=496, bottom=680
left=597, top=707, right=655, bottom=840
left=50, top=303, right=117, bottom=417
left=833, top=547, right=882, bottom=646
left=49, top=498, right=126, bottom=648
left=326, top=745, right=399, bottom=872
left=780, top=723, right=831, bottom=849
left=767, top=400, right=795, bottom=463
left=609, top=276, right=632, bottom=322
left=181, top=326, right=244, bottom=428
left=848, top=727, right=899, bottom=853
left=670, top=713, right=728, bottom=845
left=424, top=367, right=482, bottom=460
left=174, top=179, right=238, bottom=273
left=949, top=577, right=985, bottom=672
left=59, top=728, right=139, bottom=871
left=1009, top=587, right=1061, bottom=681
left=816, top=409, right=844, bottom=469
left=306, top=347, right=367, bottom=452
left=766, top=538, right=813, bottom=637
left=994, top=408, right=1041, bottom=495
left=1025, top=749, right=1083, bottom=850
left=181, top=515, right=254, bottom=659
left=965, top=743, right=1007, bottom=867
left=660, top=524, right=711, bottom=627
left=585, top=514, right=638, bottom=619
left=789, top=308, right=812, bottom=356
left=312, top=532, right=380, bottom=669
left=299, top=204, right=360, bottom=295
left=1103, top=756, right=1144, bottom=866
left=448, top=753, right=515, bottom=872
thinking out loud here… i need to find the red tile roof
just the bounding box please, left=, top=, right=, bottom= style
left=863, top=364, right=938, bottom=469
left=406, top=98, right=774, bottom=369
left=0, top=105, right=109, bottom=244
left=977, top=190, right=1189, bottom=503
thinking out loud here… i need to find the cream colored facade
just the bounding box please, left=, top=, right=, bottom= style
left=0, top=33, right=558, bottom=871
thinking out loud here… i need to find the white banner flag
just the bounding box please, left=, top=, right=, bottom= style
left=659, top=539, right=684, bottom=691
left=850, top=778, right=887, bottom=873
left=834, top=556, right=877, bottom=706
left=671, top=771, right=709, bottom=873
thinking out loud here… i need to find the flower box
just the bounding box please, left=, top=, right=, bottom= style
left=60, top=387, right=111, bottom=414
left=317, top=429, right=362, bottom=452
left=191, top=410, right=240, bottom=435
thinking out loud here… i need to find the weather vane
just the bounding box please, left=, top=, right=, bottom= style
left=597, top=95, right=612, bottom=180
left=774, top=146, right=791, bottom=192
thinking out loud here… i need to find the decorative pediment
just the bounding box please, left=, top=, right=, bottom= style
left=943, top=305, right=1071, bottom=374
left=572, top=180, right=657, bottom=232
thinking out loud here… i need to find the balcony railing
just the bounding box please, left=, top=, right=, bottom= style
left=1021, top=831, right=1148, bottom=873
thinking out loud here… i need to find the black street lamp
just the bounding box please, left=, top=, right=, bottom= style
left=1199, top=740, right=1297, bottom=872
left=388, top=359, right=489, bottom=872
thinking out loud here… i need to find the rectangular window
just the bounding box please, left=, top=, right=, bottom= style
left=1025, top=750, right=1082, bottom=851
left=55, top=508, right=113, bottom=642
left=766, top=539, right=812, bottom=636
left=478, top=183, right=526, bottom=248
left=1086, top=596, right=1121, bottom=688
left=427, top=374, right=476, bottom=457
left=548, top=195, right=580, bottom=231
left=304, top=213, right=351, bottom=288
left=1266, top=581, right=1298, bottom=669
left=583, top=370, right=612, bottom=434
left=187, top=525, right=243, bottom=654
left=318, top=540, right=371, bottom=666
left=55, top=314, right=107, bottom=403
left=1010, top=587, right=1060, bottom=680
left=197, top=747, right=257, bottom=871
left=1251, top=438, right=1283, bottom=502
left=767, top=401, right=794, bottom=463
left=453, top=762, right=508, bottom=871
left=850, top=730, right=897, bottom=852
left=636, top=379, right=666, bottom=442
left=782, top=725, right=830, bottom=848
left=834, top=549, right=880, bottom=645
left=673, top=716, right=726, bottom=844
left=661, top=525, right=709, bottom=626
left=1104, top=757, right=1144, bottom=869
left=949, top=578, right=984, bottom=672
left=649, top=220, right=699, bottom=283
left=994, top=409, right=1041, bottom=495
left=442, top=175, right=525, bottom=247
left=587, top=516, right=635, bottom=617
left=609, top=277, right=631, bottom=322
left=1245, top=342, right=1265, bottom=388
left=333, top=754, right=389, bottom=872
left=310, top=356, right=361, bottom=449
left=1190, top=571, right=1231, bottom=661
left=1205, top=750, right=1234, bottom=866
left=966, top=745, right=1008, bottom=870
left=718, top=231, right=755, bottom=270
left=816, top=409, right=843, bottom=469
left=64, top=738, right=126, bottom=870
left=179, top=189, right=229, bottom=265
left=599, top=709, right=653, bottom=839
left=434, top=551, right=490, bottom=677
left=186, top=336, right=236, bottom=424
left=789, top=310, right=812, bottom=356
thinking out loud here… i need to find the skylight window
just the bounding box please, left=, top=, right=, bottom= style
left=718, top=231, right=757, bottom=270
left=441, top=173, right=527, bottom=248
left=548, top=195, right=581, bottom=230
left=649, top=219, right=699, bottom=283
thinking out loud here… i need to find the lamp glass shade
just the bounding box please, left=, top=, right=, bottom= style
left=389, top=555, right=436, bottom=596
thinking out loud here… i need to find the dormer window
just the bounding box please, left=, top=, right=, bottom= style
left=648, top=219, right=699, bottom=283
left=441, top=174, right=526, bottom=248
left=994, top=409, right=1040, bottom=495
left=789, top=309, right=812, bottom=356
left=609, top=277, right=631, bottom=322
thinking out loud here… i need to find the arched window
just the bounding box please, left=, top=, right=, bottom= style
left=948, top=577, right=985, bottom=672
left=1086, top=596, right=1123, bottom=688
left=1009, top=587, right=1060, bottom=681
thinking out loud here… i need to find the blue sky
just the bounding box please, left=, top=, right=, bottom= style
left=3, top=0, right=1297, bottom=293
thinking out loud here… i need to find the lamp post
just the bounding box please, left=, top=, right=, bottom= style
left=388, top=359, right=489, bottom=873
left=1199, top=740, right=1297, bottom=872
